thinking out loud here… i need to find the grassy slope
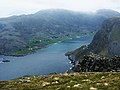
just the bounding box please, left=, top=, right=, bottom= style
left=0, top=72, right=120, bottom=90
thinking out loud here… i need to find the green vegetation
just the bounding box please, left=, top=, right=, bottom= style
left=14, top=31, right=95, bottom=56
left=0, top=72, right=120, bottom=90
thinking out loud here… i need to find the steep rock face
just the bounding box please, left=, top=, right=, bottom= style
left=66, top=17, right=120, bottom=72
left=68, top=17, right=120, bottom=63
left=89, top=17, right=120, bottom=56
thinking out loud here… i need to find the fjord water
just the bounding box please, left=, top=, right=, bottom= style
left=0, top=35, right=93, bottom=80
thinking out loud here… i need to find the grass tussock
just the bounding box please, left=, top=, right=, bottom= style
left=0, top=72, right=120, bottom=90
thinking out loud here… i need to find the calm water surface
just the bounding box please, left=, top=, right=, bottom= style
left=0, top=35, right=93, bottom=80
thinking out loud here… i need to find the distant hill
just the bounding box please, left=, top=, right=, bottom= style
left=0, top=9, right=120, bottom=56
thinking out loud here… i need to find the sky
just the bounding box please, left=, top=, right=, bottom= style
left=0, top=0, right=120, bottom=18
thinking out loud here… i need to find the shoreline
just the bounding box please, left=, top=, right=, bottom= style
left=0, top=34, right=94, bottom=81
left=0, top=33, right=95, bottom=57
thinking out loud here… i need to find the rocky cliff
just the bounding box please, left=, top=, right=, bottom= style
left=66, top=17, right=120, bottom=72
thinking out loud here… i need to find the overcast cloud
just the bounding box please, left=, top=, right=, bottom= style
left=0, top=0, right=120, bottom=18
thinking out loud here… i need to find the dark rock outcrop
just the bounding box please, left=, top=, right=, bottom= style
left=73, top=54, right=120, bottom=72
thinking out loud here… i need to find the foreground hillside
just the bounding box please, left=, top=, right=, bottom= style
left=0, top=72, right=120, bottom=90
left=0, top=9, right=120, bottom=56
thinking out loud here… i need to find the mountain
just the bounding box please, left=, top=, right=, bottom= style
left=66, top=17, right=120, bottom=72
left=0, top=9, right=120, bottom=56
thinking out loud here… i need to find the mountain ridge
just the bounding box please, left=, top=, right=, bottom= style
left=0, top=9, right=120, bottom=56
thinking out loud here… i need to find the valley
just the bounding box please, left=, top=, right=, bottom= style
left=0, top=9, right=120, bottom=56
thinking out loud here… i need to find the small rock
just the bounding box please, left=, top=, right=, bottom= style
left=64, top=73, right=69, bottom=76
left=52, top=81, right=59, bottom=84
left=101, top=76, right=105, bottom=79
left=108, top=74, right=112, bottom=76
left=96, top=83, right=101, bottom=85
left=70, top=80, right=75, bottom=83
left=54, top=77, right=59, bottom=80
left=27, top=77, right=31, bottom=80
left=73, top=84, right=81, bottom=87
left=19, top=79, right=23, bottom=82
left=33, top=76, right=36, bottom=78
left=67, top=86, right=71, bottom=88
left=82, top=79, right=90, bottom=82
left=56, top=88, right=60, bottom=90
left=90, top=87, right=97, bottom=90
left=104, top=83, right=109, bottom=86
left=26, top=80, right=31, bottom=83
left=42, top=82, right=50, bottom=87
left=85, top=74, right=88, bottom=77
